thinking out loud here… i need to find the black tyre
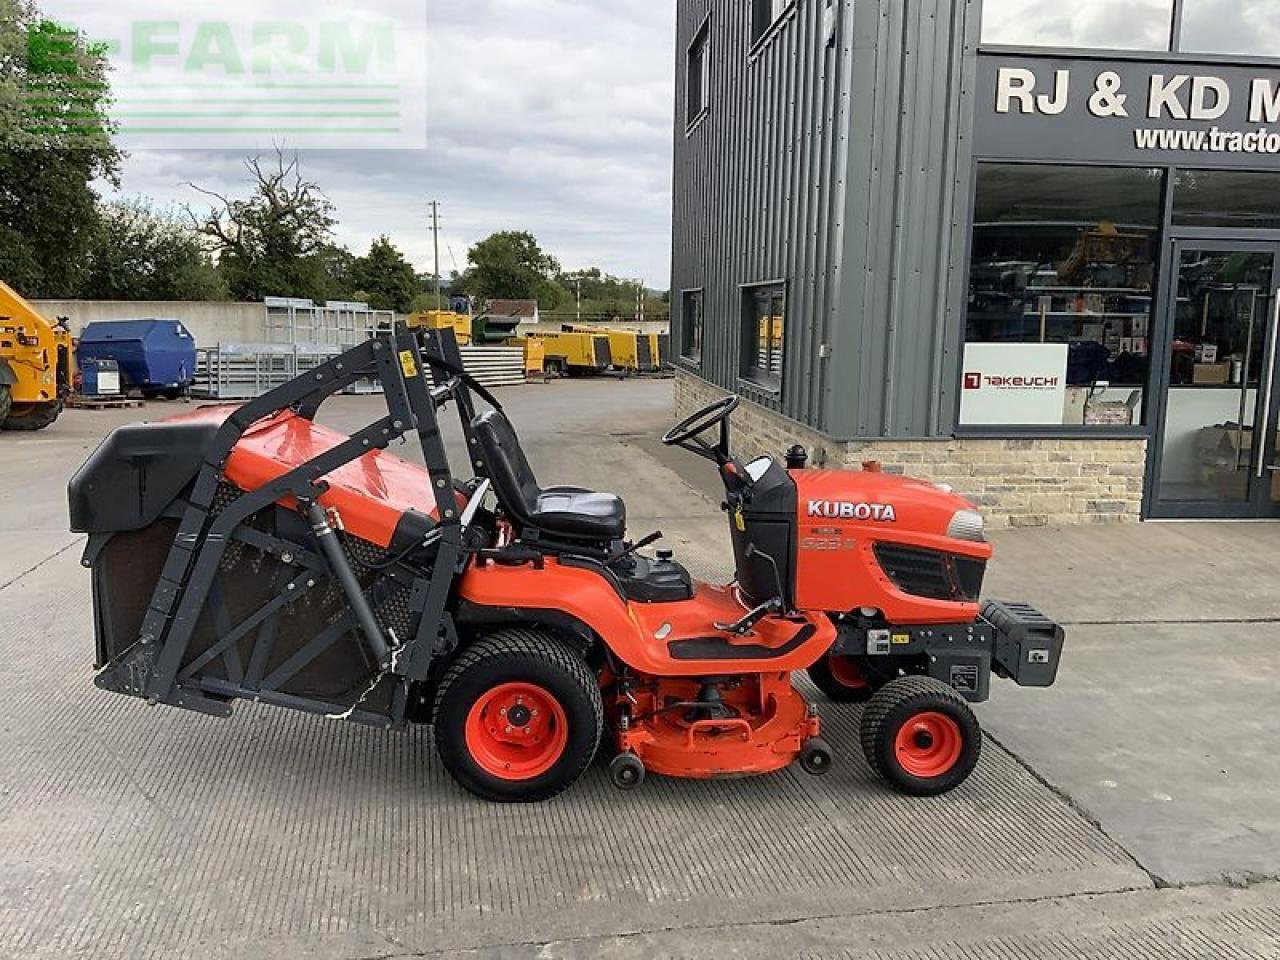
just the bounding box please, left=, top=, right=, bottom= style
left=807, top=655, right=883, bottom=703
left=0, top=385, right=10, bottom=424
left=434, top=628, right=603, bottom=802
left=799, top=736, right=834, bottom=776
left=608, top=752, right=645, bottom=790
left=860, top=676, right=981, bottom=797
left=2, top=398, right=62, bottom=431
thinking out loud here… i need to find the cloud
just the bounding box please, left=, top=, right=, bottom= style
left=980, top=0, right=1174, bottom=50
left=44, top=0, right=677, bottom=286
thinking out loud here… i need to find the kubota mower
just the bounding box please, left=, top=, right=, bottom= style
left=68, top=329, right=1064, bottom=802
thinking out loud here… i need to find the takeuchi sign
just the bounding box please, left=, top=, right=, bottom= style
left=975, top=53, right=1280, bottom=168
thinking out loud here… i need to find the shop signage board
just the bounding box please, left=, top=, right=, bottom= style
left=960, top=343, right=1069, bottom=426
left=975, top=54, right=1280, bottom=169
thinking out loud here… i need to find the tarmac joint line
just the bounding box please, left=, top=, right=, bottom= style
left=982, top=728, right=1166, bottom=888
left=0, top=535, right=84, bottom=592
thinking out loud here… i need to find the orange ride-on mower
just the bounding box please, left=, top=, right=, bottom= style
left=68, top=329, right=1065, bottom=802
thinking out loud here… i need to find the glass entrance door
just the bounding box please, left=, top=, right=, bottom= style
left=1150, top=242, right=1280, bottom=518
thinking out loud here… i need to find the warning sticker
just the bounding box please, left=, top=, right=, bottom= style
left=399, top=350, right=419, bottom=379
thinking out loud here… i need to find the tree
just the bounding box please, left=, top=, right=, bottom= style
left=349, top=236, right=421, bottom=312
left=0, top=2, right=120, bottom=296
left=80, top=199, right=227, bottom=301
left=306, top=243, right=357, bottom=303
left=185, top=148, right=338, bottom=301
left=556, top=267, right=665, bottom=320
left=464, top=231, right=563, bottom=308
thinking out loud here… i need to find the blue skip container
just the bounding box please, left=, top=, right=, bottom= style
left=77, top=319, right=197, bottom=398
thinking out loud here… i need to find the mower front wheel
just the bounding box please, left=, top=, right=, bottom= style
left=434, top=628, right=603, bottom=802
left=860, top=676, right=981, bottom=797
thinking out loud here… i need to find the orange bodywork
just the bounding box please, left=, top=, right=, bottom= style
left=791, top=469, right=993, bottom=623
left=166, top=405, right=452, bottom=548
left=617, top=673, right=819, bottom=778
left=458, top=558, right=837, bottom=676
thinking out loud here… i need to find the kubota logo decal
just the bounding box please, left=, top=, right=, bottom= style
left=807, top=500, right=897, bottom=522
left=963, top=371, right=1060, bottom=390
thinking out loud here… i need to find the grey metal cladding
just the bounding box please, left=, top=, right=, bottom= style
left=672, top=0, right=978, bottom=440
left=833, top=0, right=978, bottom=439
left=672, top=0, right=852, bottom=431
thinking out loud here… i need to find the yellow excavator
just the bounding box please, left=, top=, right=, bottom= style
left=0, top=280, right=73, bottom=431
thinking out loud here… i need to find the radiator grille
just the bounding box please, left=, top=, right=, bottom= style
left=873, top=543, right=986, bottom=602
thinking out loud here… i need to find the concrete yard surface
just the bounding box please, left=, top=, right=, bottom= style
left=0, top=378, right=1278, bottom=957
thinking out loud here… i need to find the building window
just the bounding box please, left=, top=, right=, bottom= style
left=687, top=18, right=710, bottom=130
left=1179, top=2, right=1280, bottom=58
left=682, top=290, right=704, bottom=363
left=961, top=164, right=1163, bottom=429
left=981, top=0, right=1175, bottom=51
left=743, top=283, right=785, bottom=388
left=751, top=0, right=793, bottom=46
left=1173, top=169, right=1280, bottom=230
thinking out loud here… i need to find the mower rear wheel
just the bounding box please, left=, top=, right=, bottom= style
left=434, top=628, right=603, bottom=802
left=807, top=655, right=882, bottom=703
left=0, top=385, right=10, bottom=424
left=860, top=676, right=981, bottom=797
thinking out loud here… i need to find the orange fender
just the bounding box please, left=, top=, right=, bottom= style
left=458, top=559, right=836, bottom=677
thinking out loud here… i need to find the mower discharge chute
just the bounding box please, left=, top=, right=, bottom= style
left=69, top=329, right=1064, bottom=803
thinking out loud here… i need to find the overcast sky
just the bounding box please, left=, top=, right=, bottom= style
left=43, top=0, right=677, bottom=287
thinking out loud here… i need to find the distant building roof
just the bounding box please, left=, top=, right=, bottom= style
left=485, top=299, right=539, bottom=318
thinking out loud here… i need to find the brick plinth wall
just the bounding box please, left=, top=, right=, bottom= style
left=675, top=370, right=1146, bottom=528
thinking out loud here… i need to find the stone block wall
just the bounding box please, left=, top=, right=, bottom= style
left=675, top=370, right=1146, bottom=528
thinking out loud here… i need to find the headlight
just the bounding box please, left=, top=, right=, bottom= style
left=946, top=509, right=986, bottom=543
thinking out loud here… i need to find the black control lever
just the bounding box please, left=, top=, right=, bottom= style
left=715, top=596, right=783, bottom=636
left=606, top=530, right=663, bottom=567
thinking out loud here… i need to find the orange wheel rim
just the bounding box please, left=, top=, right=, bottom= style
left=828, top=656, right=869, bottom=689
left=893, top=711, right=963, bottom=778
left=464, top=682, right=568, bottom=781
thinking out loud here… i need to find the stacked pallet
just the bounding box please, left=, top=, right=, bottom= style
left=458, top=346, right=525, bottom=388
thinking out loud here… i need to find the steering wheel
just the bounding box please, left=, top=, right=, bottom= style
left=663, top=395, right=740, bottom=447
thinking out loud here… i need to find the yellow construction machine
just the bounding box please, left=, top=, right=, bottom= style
left=526, top=328, right=613, bottom=376
left=561, top=324, right=663, bottom=375
left=406, top=309, right=473, bottom=345
left=0, top=280, right=73, bottom=431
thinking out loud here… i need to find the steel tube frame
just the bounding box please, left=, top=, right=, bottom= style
left=97, top=328, right=478, bottom=726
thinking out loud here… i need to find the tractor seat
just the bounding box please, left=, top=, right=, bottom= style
left=471, top=410, right=626, bottom=541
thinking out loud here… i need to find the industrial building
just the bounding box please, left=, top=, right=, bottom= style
left=671, top=0, right=1280, bottom=524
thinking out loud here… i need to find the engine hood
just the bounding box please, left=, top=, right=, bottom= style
left=791, top=468, right=981, bottom=545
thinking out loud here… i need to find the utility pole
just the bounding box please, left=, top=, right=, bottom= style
left=429, top=200, right=442, bottom=311
left=575, top=278, right=581, bottom=323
